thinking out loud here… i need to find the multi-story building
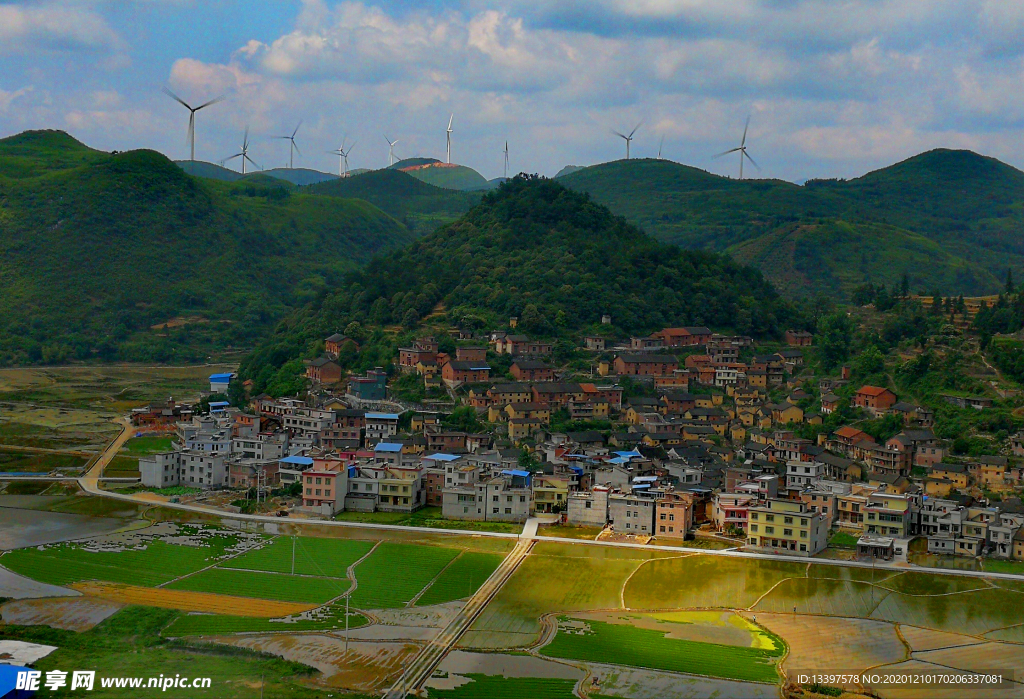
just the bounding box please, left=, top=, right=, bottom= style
left=746, top=499, right=828, bottom=556
left=567, top=487, right=610, bottom=527
left=364, top=412, right=400, bottom=442
left=655, top=491, right=694, bottom=539
left=712, top=492, right=758, bottom=533
left=140, top=451, right=228, bottom=489
left=609, top=491, right=658, bottom=535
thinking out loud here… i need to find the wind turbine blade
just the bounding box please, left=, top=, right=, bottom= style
left=245, top=154, right=260, bottom=170
left=611, top=129, right=627, bottom=139
left=161, top=86, right=192, bottom=110
left=292, top=120, right=302, bottom=138
left=743, top=151, right=761, bottom=170
left=712, top=147, right=742, bottom=159
left=629, top=121, right=643, bottom=138
left=742, top=115, right=750, bottom=147
left=383, top=134, right=391, bottom=144
left=292, top=141, right=301, bottom=156
left=243, top=125, right=249, bottom=149
left=349, top=140, right=357, bottom=152
left=448, top=113, right=453, bottom=130
left=195, top=95, right=225, bottom=111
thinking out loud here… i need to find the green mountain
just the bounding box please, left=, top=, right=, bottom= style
left=307, top=168, right=481, bottom=237
left=258, top=168, right=339, bottom=186
left=554, top=165, right=586, bottom=178
left=387, top=157, right=489, bottom=190
left=174, top=160, right=244, bottom=182
left=240, top=176, right=799, bottom=394
left=0, top=130, right=412, bottom=365
left=558, top=153, right=1020, bottom=297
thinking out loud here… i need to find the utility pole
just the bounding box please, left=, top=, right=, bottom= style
left=345, top=594, right=350, bottom=654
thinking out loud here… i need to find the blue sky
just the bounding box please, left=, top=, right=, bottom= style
left=4, top=0, right=1024, bottom=181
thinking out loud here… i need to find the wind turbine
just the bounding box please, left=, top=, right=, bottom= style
left=658, top=135, right=665, bottom=160
left=384, top=134, right=399, bottom=167
left=714, top=115, right=759, bottom=179
left=612, top=121, right=642, bottom=160
left=222, top=126, right=259, bottom=174
left=162, top=87, right=224, bottom=162
left=503, top=141, right=509, bottom=180
left=445, top=114, right=454, bottom=164
left=329, top=137, right=356, bottom=177
left=275, top=121, right=302, bottom=169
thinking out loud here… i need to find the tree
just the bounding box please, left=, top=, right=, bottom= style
left=854, top=345, right=885, bottom=376
left=817, top=313, right=854, bottom=371
left=1007, top=268, right=1015, bottom=295
left=901, top=271, right=910, bottom=299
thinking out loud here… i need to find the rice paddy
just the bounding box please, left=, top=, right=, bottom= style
left=415, top=551, right=504, bottom=606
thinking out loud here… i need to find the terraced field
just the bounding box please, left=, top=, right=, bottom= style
left=221, top=535, right=375, bottom=578
left=163, top=604, right=370, bottom=636
left=166, top=567, right=351, bottom=605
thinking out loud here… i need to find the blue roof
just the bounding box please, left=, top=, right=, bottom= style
left=366, top=412, right=400, bottom=420
left=375, top=442, right=403, bottom=453
left=502, top=469, right=532, bottom=478
left=614, top=450, right=642, bottom=458
left=209, top=373, right=233, bottom=381
left=633, top=483, right=651, bottom=490
left=633, top=475, right=658, bottom=483
left=209, top=401, right=230, bottom=407
left=570, top=466, right=584, bottom=474
left=609, top=456, right=631, bottom=465
left=425, top=453, right=460, bottom=462
left=280, top=455, right=314, bottom=466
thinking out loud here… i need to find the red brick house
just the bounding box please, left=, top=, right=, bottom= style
left=306, top=356, right=342, bottom=384
left=854, top=386, right=898, bottom=415
left=441, top=360, right=491, bottom=387
left=784, top=330, right=813, bottom=346
left=613, top=353, right=679, bottom=376
left=498, top=335, right=553, bottom=356
left=324, top=333, right=355, bottom=357
left=455, top=346, right=487, bottom=362
left=653, top=327, right=712, bottom=347
left=399, top=346, right=437, bottom=370
left=510, top=359, right=555, bottom=382
left=532, top=383, right=585, bottom=407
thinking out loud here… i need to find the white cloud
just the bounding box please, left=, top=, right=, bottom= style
left=0, top=4, right=125, bottom=55
left=0, top=86, right=34, bottom=113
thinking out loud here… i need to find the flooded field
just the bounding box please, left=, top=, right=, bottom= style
left=0, top=505, right=129, bottom=549
left=1, top=596, right=122, bottom=631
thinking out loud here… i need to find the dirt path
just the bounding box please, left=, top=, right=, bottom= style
left=79, top=418, right=134, bottom=491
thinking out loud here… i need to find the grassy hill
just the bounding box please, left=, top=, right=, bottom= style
left=174, top=160, right=244, bottom=182
left=387, top=157, right=489, bottom=190
left=558, top=154, right=1024, bottom=297
left=307, top=168, right=481, bottom=237
left=0, top=130, right=413, bottom=365
left=257, top=168, right=338, bottom=186
left=240, top=175, right=800, bottom=394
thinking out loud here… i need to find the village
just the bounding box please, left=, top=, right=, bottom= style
left=133, top=322, right=1024, bottom=568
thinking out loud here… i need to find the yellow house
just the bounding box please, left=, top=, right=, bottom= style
left=730, top=424, right=747, bottom=443
left=506, top=402, right=551, bottom=424
left=929, top=463, right=969, bottom=489
left=694, top=395, right=716, bottom=409
left=508, top=418, right=544, bottom=442
left=488, top=403, right=510, bottom=423
left=771, top=404, right=804, bottom=425
left=805, top=413, right=823, bottom=425
left=533, top=475, right=569, bottom=513
left=924, top=477, right=955, bottom=498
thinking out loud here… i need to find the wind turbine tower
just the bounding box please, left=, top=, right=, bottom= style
left=446, top=114, right=454, bottom=164
left=162, top=87, right=224, bottom=162
left=275, top=122, right=302, bottom=169
left=503, top=141, right=509, bottom=180
left=330, top=138, right=356, bottom=177
left=222, top=126, right=259, bottom=174
left=714, top=116, right=759, bottom=179
left=613, top=122, right=642, bottom=160
left=384, top=135, right=399, bottom=167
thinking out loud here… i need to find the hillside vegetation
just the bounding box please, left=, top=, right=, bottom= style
left=308, top=168, right=481, bottom=237
left=558, top=152, right=1019, bottom=296
left=241, top=175, right=799, bottom=393
left=0, top=130, right=413, bottom=365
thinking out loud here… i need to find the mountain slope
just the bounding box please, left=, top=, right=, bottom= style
left=175, top=160, right=244, bottom=182
left=0, top=131, right=413, bottom=365
left=387, top=157, right=489, bottom=190
left=257, top=168, right=338, bottom=186
left=307, top=168, right=481, bottom=237
left=558, top=154, right=1024, bottom=296
left=240, top=176, right=799, bottom=393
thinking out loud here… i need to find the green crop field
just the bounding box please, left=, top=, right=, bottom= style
left=416, top=551, right=504, bottom=606
left=754, top=578, right=889, bottom=618
left=103, top=455, right=140, bottom=477
left=463, top=543, right=663, bottom=649
left=163, top=605, right=369, bottom=637
left=121, top=435, right=175, bottom=455
left=165, top=568, right=350, bottom=605
left=541, top=618, right=781, bottom=684
left=349, top=542, right=461, bottom=609
left=623, top=555, right=805, bottom=610
left=0, top=450, right=88, bottom=473
left=221, top=536, right=376, bottom=579
left=880, top=571, right=990, bottom=595
left=428, top=674, right=578, bottom=699
left=1, top=539, right=230, bottom=587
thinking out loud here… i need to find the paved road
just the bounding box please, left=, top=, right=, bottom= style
left=383, top=535, right=535, bottom=699
left=80, top=418, right=135, bottom=490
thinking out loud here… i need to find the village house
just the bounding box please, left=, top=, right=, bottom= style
left=784, top=329, right=813, bottom=346
left=653, top=327, right=713, bottom=347
left=854, top=385, right=898, bottom=416
left=613, top=353, right=679, bottom=376
left=655, top=491, right=695, bottom=538
left=746, top=499, right=828, bottom=556
left=441, top=360, right=491, bottom=388
left=510, top=359, right=556, bottom=382
left=305, top=356, right=342, bottom=384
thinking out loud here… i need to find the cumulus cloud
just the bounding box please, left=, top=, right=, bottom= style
left=0, top=4, right=125, bottom=55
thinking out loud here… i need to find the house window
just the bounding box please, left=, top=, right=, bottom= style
left=784, top=516, right=793, bottom=524
left=750, top=524, right=758, bottom=532
left=765, top=526, right=774, bottom=534
left=784, top=528, right=792, bottom=536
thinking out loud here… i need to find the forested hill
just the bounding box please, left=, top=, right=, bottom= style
left=241, top=175, right=800, bottom=394
left=0, top=130, right=412, bottom=365
left=558, top=151, right=1022, bottom=297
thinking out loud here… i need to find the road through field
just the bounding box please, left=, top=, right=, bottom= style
left=383, top=535, right=536, bottom=699
left=79, top=417, right=134, bottom=490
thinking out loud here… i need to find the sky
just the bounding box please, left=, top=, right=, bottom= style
left=4, top=0, right=1024, bottom=182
